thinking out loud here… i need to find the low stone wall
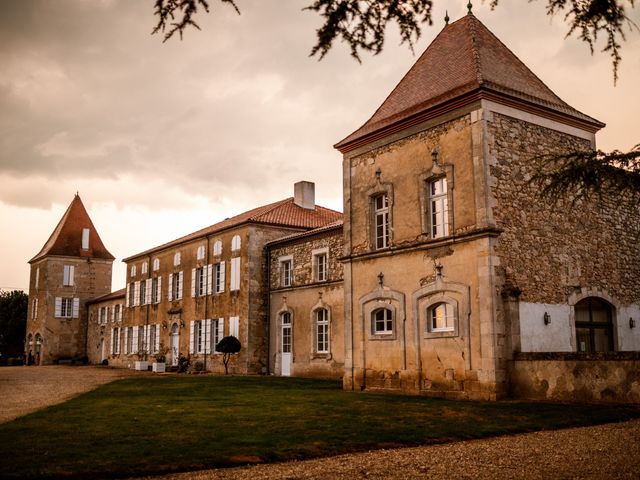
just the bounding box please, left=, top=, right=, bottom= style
left=510, top=352, right=640, bottom=404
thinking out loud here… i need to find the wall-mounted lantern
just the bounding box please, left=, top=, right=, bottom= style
left=543, top=312, right=551, bottom=325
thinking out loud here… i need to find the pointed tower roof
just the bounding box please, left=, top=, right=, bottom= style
left=30, top=194, right=115, bottom=263
left=335, top=13, right=604, bottom=152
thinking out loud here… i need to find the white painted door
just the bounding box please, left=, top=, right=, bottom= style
left=170, top=323, right=180, bottom=366
left=100, top=339, right=106, bottom=362
left=281, top=313, right=292, bottom=376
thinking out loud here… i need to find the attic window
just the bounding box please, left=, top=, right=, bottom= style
left=82, top=228, right=90, bottom=250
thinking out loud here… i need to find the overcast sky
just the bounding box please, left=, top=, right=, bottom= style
left=1, top=0, right=638, bottom=292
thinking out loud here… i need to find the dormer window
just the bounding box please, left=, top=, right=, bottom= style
left=81, top=228, right=90, bottom=250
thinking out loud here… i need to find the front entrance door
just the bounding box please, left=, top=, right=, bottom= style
left=170, top=323, right=180, bottom=366
left=281, top=312, right=292, bottom=376
left=100, top=338, right=106, bottom=362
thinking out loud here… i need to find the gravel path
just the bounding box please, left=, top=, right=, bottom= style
left=0, top=365, right=147, bottom=423
left=2, top=366, right=638, bottom=479
left=135, top=419, right=640, bottom=480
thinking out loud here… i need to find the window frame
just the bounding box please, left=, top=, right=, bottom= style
left=312, top=248, right=328, bottom=283
left=373, top=193, right=390, bottom=250
left=60, top=298, right=74, bottom=318
left=574, top=297, right=615, bottom=353
left=428, top=302, right=455, bottom=332
left=372, top=307, right=394, bottom=335
left=281, top=312, right=292, bottom=354
left=428, top=177, right=449, bottom=239
left=315, top=308, right=330, bottom=354
left=279, top=256, right=293, bottom=288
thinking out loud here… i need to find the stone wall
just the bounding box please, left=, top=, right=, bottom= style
left=489, top=113, right=640, bottom=306
left=268, top=228, right=345, bottom=379
left=87, top=295, right=126, bottom=366
left=511, top=352, right=640, bottom=403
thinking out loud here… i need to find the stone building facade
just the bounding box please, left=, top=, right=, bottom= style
left=86, top=182, right=342, bottom=374
left=26, top=194, right=114, bottom=365
left=334, top=12, right=640, bottom=401
left=267, top=221, right=345, bottom=378
left=28, top=13, right=640, bottom=403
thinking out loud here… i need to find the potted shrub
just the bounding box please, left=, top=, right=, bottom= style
left=134, top=351, right=148, bottom=371
left=152, top=344, right=169, bottom=373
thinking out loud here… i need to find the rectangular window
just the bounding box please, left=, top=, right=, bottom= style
left=190, top=319, right=212, bottom=354
left=137, top=326, right=145, bottom=353
left=126, top=326, right=133, bottom=354
left=128, top=282, right=135, bottom=307
left=32, top=298, right=38, bottom=320
left=429, top=177, right=449, bottom=238
left=212, top=318, right=224, bottom=352
left=429, top=303, right=454, bottom=332
left=61, top=298, right=73, bottom=318
left=316, top=309, right=329, bottom=353
left=111, top=327, right=120, bottom=355
left=214, top=262, right=225, bottom=293
left=170, top=272, right=183, bottom=300
left=314, top=252, right=327, bottom=282
left=192, top=267, right=206, bottom=297
left=230, top=257, right=241, bottom=291
left=374, top=194, right=389, bottom=249
left=63, top=265, right=75, bottom=286
left=99, top=307, right=106, bottom=324
left=114, top=304, right=121, bottom=322
left=82, top=228, right=90, bottom=250
left=151, top=278, right=159, bottom=304
left=139, top=280, right=147, bottom=305
left=35, top=267, right=39, bottom=290
left=280, top=259, right=292, bottom=287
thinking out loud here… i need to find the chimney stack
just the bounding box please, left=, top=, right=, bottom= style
left=294, top=181, right=315, bottom=210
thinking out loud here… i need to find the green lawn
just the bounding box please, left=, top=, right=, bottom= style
left=0, top=376, right=638, bottom=479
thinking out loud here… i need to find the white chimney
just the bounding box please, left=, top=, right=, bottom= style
left=294, top=181, right=315, bottom=210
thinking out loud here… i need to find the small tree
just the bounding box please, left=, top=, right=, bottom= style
left=215, top=335, right=241, bottom=375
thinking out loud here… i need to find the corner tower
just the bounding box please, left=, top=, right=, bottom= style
left=336, top=12, right=608, bottom=400
left=26, top=194, right=114, bottom=365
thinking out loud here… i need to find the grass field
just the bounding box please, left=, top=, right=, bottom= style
left=0, top=375, right=638, bottom=479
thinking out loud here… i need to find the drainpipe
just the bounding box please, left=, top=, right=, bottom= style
left=266, top=245, right=271, bottom=375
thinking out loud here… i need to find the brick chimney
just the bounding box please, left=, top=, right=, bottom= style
left=294, top=181, right=315, bottom=210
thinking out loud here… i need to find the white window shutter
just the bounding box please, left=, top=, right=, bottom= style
left=132, top=327, right=139, bottom=354
left=230, top=316, right=239, bottom=338
left=168, top=274, right=173, bottom=301
left=191, top=268, right=196, bottom=298
left=70, top=265, right=75, bottom=286
left=206, top=264, right=213, bottom=295
left=178, top=271, right=183, bottom=299
left=155, top=325, right=160, bottom=352
left=189, top=320, right=195, bottom=354
left=219, top=262, right=226, bottom=293
left=203, top=319, right=211, bottom=354
left=145, top=279, right=152, bottom=304
left=231, top=258, right=240, bottom=291
left=55, top=297, right=62, bottom=318
left=111, top=306, right=115, bottom=322
left=126, top=284, right=130, bottom=307
left=134, top=281, right=140, bottom=306
left=111, top=328, right=115, bottom=355
left=72, top=298, right=80, bottom=318
left=124, top=328, right=129, bottom=354
left=156, top=277, right=162, bottom=304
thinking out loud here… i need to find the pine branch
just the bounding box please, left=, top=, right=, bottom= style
left=152, top=0, right=239, bottom=42
left=305, top=0, right=434, bottom=61
left=531, top=144, right=640, bottom=204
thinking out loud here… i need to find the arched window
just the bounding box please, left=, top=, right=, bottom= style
left=173, top=252, right=181, bottom=266
left=315, top=308, right=329, bottom=353
left=428, top=302, right=454, bottom=332
left=575, top=297, right=614, bottom=353
left=153, top=258, right=160, bottom=271
left=372, top=308, right=393, bottom=335
left=231, top=235, right=241, bottom=251
left=213, top=240, right=222, bottom=256
left=196, top=245, right=205, bottom=260
left=130, top=265, right=137, bottom=277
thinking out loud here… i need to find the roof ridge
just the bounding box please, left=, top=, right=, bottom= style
left=467, top=14, right=484, bottom=85
left=250, top=197, right=293, bottom=220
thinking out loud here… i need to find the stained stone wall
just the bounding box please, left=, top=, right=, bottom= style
left=488, top=112, right=640, bottom=353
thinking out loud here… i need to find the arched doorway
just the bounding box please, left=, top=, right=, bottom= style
left=34, top=334, right=43, bottom=365
left=575, top=297, right=614, bottom=353
left=170, top=323, right=180, bottom=366
left=26, top=334, right=34, bottom=365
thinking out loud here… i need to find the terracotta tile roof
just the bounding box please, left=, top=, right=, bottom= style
left=30, top=194, right=115, bottom=263
left=266, top=220, right=344, bottom=247
left=336, top=13, right=603, bottom=150
left=124, top=198, right=343, bottom=261
left=86, top=288, right=126, bottom=305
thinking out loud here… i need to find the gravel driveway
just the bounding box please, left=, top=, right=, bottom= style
left=1, top=366, right=638, bottom=479
left=0, top=365, right=147, bottom=423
